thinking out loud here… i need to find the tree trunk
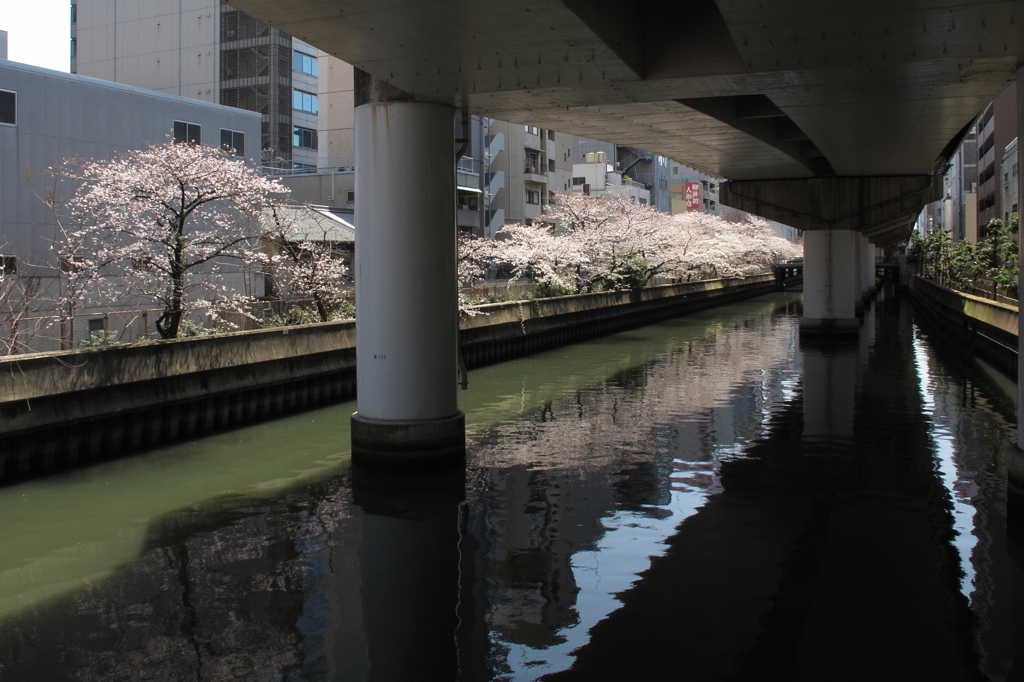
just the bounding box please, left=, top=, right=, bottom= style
left=314, top=293, right=329, bottom=322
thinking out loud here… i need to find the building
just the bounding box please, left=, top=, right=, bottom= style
left=479, top=120, right=574, bottom=236
left=976, top=82, right=1018, bottom=229
left=72, top=0, right=355, bottom=173
left=944, top=128, right=979, bottom=241
left=571, top=138, right=672, bottom=212
left=569, top=154, right=652, bottom=205
left=1002, top=137, right=1018, bottom=226
left=669, top=162, right=722, bottom=216
left=0, top=57, right=262, bottom=348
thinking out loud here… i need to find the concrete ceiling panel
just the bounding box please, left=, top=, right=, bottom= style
left=226, top=0, right=1024, bottom=183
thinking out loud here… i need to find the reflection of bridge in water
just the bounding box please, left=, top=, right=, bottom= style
left=0, top=291, right=1020, bottom=680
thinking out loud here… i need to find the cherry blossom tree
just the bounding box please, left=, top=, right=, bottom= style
left=60, top=141, right=288, bottom=338
left=546, top=192, right=681, bottom=291
left=24, top=162, right=101, bottom=349
left=457, top=191, right=801, bottom=296
left=0, top=251, right=44, bottom=355
left=262, top=205, right=352, bottom=322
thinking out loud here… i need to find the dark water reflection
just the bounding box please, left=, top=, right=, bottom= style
left=1, top=293, right=1023, bottom=681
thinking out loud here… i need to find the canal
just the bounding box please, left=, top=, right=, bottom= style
left=0, top=290, right=1022, bottom=680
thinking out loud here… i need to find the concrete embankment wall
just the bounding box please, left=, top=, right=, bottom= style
left=904, top=276, right=1024, bottom=520
left=905, top=275, right=1018, bottom=379
left=0, top=274, right=774, bottom=480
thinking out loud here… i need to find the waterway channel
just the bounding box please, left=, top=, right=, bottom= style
left=0, top=291, right=1022, bottom=680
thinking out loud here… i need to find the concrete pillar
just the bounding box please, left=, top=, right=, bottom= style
left=853, top=234, right=865, bottom=300
left=863, top=236, right=877, bottom=294
left=351, top=95, right=464, bottom=464
left=801, top=229, right=859, bottom=332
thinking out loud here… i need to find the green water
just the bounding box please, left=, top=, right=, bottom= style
left=1, top=291, right=1021, bottom=681
left=0, top=294, right=793, bottom=620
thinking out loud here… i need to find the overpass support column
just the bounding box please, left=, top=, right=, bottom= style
left=861, top=235, right=876, bottom=296
left=351, top=87, right=464, bottom=465
left=801, top=229, right=859, bottom=333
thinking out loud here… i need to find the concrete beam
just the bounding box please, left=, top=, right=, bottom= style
left=719, top=176, right=942, bottom=240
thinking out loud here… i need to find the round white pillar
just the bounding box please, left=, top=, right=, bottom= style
left=801, top=229, right=859, bottom=332
left=351, top=100, right=464, bottom=464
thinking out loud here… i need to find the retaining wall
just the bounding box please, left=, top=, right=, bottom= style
left=905, top=275, right=1018, bottom=378
left=0, top=274, right=774, bottom=479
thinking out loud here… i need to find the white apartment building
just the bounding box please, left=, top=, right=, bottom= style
left=480, top=120, right=574, bottom=236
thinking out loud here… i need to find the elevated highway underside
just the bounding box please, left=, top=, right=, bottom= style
left=231, top=0, right=1023, bottom=245
left=222, top=0, right=1024, bottom=461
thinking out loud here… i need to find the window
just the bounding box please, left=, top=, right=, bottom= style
left=87, top=318, right=105, bottom=333
left=572, top=177, right=586, bottom=186
left=524, top=150, right=541, bottom=174
left=70, top=38, right=77, bottom=58
left=292, top=51, right=318, bottom=77
left=293, top=126, right=318, bottom=150
left=0, top=256, right=16, bottom=277
left=61, top=255, right=85, bottom=273
left=524, top=125, right=539, bottom=135
left=220, top=129, right=245, bottom=155
left=173, top=120, right=201, bottom=145
left=71, top=3, right=76, bottom=23
left=457, top=156, right=475, bottom=173
left=525, top=189, right=540, bottom=204
left=659, top=178, right=668, bottom=191
left=672, top=166, right=679, bottom=175
left=346, top=191, right=355, bottom=203
left=132, top=256, right=154, bottom=271
left=548, top=159, right=556, bottom=173
left=293, top=89, right=318, bottom=114
left=0, top=90, right=15, bottom=126
left=548, top=129, right=555, bottom=141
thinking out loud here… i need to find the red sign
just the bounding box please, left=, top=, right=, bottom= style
left=684, top=183, right=701, bottom=210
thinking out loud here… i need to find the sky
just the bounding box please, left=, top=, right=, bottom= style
left=1, top=0, right=72, bottom=72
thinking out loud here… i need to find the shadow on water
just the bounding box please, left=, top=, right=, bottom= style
left=0, top=292, right=1023, bottom=681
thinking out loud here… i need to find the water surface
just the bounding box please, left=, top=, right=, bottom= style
left=0, top=292, right=1021, bottom=681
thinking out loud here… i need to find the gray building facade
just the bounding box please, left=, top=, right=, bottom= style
left=0, top=58, right=261, bottom=347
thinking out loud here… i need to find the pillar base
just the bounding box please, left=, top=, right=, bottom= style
left=799, top=317, right=859, bottom=334
left=352, top=411, right=466, bottom=467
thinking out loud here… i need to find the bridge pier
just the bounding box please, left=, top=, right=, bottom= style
left=350, top=76, right=464, bottom=466
left=863, top=236, right=878, bottom=295
left=801, top=230, right=860, bottom=333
